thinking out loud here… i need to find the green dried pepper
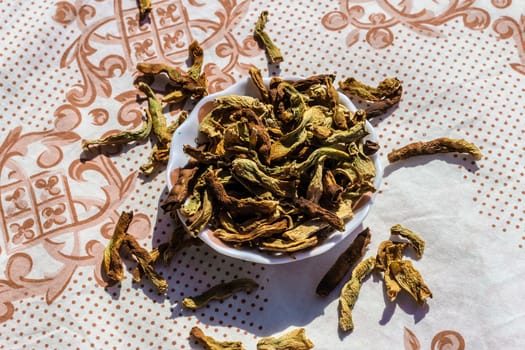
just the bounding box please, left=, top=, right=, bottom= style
left=232, top=158, right=297, bottom=198
left=190, top=326, right=246, bottom=350
left=82, top=113, right=152, bottom=150
left=103, top=211, right=168, bottom=293
left=254, top=11, right=284, bottom=64
left=390, top=224, right=425, bottom=258
left=339, top=256, right=376, bottom=332
left=339, top=77, right=402, bottom=118
left=164, top=72, right=377, bottom=254
left=249, top=66, right=271, bottom=103
left=387, top=137, right=483, bottom=163
left=257, top=328, right=314, bottom=350
left=389, top=260, right=433, bottom=305
left=103, top=211, right=133, bottom=283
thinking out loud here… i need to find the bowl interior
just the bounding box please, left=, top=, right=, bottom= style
left=167, top=76, right=383, bottom=264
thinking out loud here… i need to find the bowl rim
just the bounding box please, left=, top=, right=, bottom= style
left=166, top=76, right=383, bottom=264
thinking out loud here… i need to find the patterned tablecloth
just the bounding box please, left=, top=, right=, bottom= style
left=1, top=1, right=524, bottom=349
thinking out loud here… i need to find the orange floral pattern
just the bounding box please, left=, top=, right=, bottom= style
left=404, top=327, right=465, bottom=350
left=322, top=0, right=490, bottom=49
left=53, top=0, right=260, bottom=111
left=0, top=118, right=143, bottom=321
left=493, top=14, right=525, bottom=74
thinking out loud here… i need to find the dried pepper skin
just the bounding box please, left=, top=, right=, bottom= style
left=254, top=11, right=283, bottom=64
left=339, top=77, right=402, bottom=118
left=205, top=171, right=278, bottom=216
left=374, top=226, right=431, bottom=304
left=136, top=62, right=182, bottom=81
left=81, top=113, right=152, bottom=150
left=292, top=197, right=344, bottom=231
left=103, top=211, right=133, bottom=283
left=363, top=140, right=380, bottom=156
left=161, top=167, right=199, bottom=212
left=136, top=82, right=172, bottom=174
left=375, top=240, right=408, bottom=272
left=82, top=41, right=203, bottom=176
left=316, top=227, right=371, bottom=296
left=256, top=328, right=314, bottom=350
left=127, top=237, right=168, bottom=293
left=102, top=211, right=168, bottom=292
left=136, top=41, right=207, bottom=101
left=137, top=82, right=171, bottom=143
left=389, top=260, right=432, bottom=305
left=190, top=326, right=246, bottom=350
left=339, top=256, right=376, bottom=332
left=182, top=278, right=259, bottom=310
left=138, top=0, right=152, bottom=19
left=387, top=137, right=482, bottom=163
left=249, top=66, right=271, bottom=103
left=165, top=73, right=377, bottom=254
left=232, top=158, right=297, bottom=198
left=390, top=224, right=425, bottom=258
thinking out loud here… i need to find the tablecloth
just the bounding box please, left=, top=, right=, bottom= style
left=1, top=0, right=524, bottom=349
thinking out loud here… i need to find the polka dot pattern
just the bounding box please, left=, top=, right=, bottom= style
left=1, top=1, right=524, bottom=349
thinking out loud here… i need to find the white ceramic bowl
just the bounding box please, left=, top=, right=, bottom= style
left=167, top=76, right=383, bottom=264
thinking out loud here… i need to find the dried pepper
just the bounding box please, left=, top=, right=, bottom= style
left=103, top=211, right=133, bottom=283
left=82, top=41, right=205, bottom=176
left=256, top=328, right=314, bottom=350
left=387, top=137, right=483, bottom=163
left=136, top=41, right=207, bottom=102
left=148, top=213, right=199, bottom=266
left=389, top=260, right=432, bottom=305
left=254, top=11, right=284, bottom=64
left=390, top=224, right=425, bottom=259
left=316, top=227, right=371, bottom=296
left=102, top=211, right=168, bottom=293
left=339, top=77, right=402, bottom=118
left=375, top=225, right=432, bottom=305
left=138, top=0, right=151, bottom=18
left=190, top=326, right=246, bottom=350
left=164, top=73, right=378, bottom=254
left=338, top=256, right=376, bottom=332
left=81, top=113, right=152, bottom=150
left=182, top=278, right=259, bottom=310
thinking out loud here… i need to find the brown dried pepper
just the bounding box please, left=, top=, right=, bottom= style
left=103, top=211, right=168, bottom=293
left=387, top=137, right=482, bottom=163
left=103, top=211, right=133, bottom=283
left=316, top=227, right=371, bottom=296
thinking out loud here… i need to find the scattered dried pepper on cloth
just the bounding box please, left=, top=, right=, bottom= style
left=316, top=227, right=371, bottom=296
left=103, top=211, right=168, bottom=293
left=338, top=256, right=376, bottom=332
left=387, top=137, right=483, bottom=163
left=256, top=328, right=314, bottom=350
left=182, top=278, right=259, bottom=310
left=339, top=77, right=402, bottom=118
left=190, top=326, right=246, bottom=350
left=254, top=11, right=284, bottom=64
left=82, top=41, right=206, bottom=175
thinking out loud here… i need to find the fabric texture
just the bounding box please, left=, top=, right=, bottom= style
left=0, top=0, right=524, bottom=349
